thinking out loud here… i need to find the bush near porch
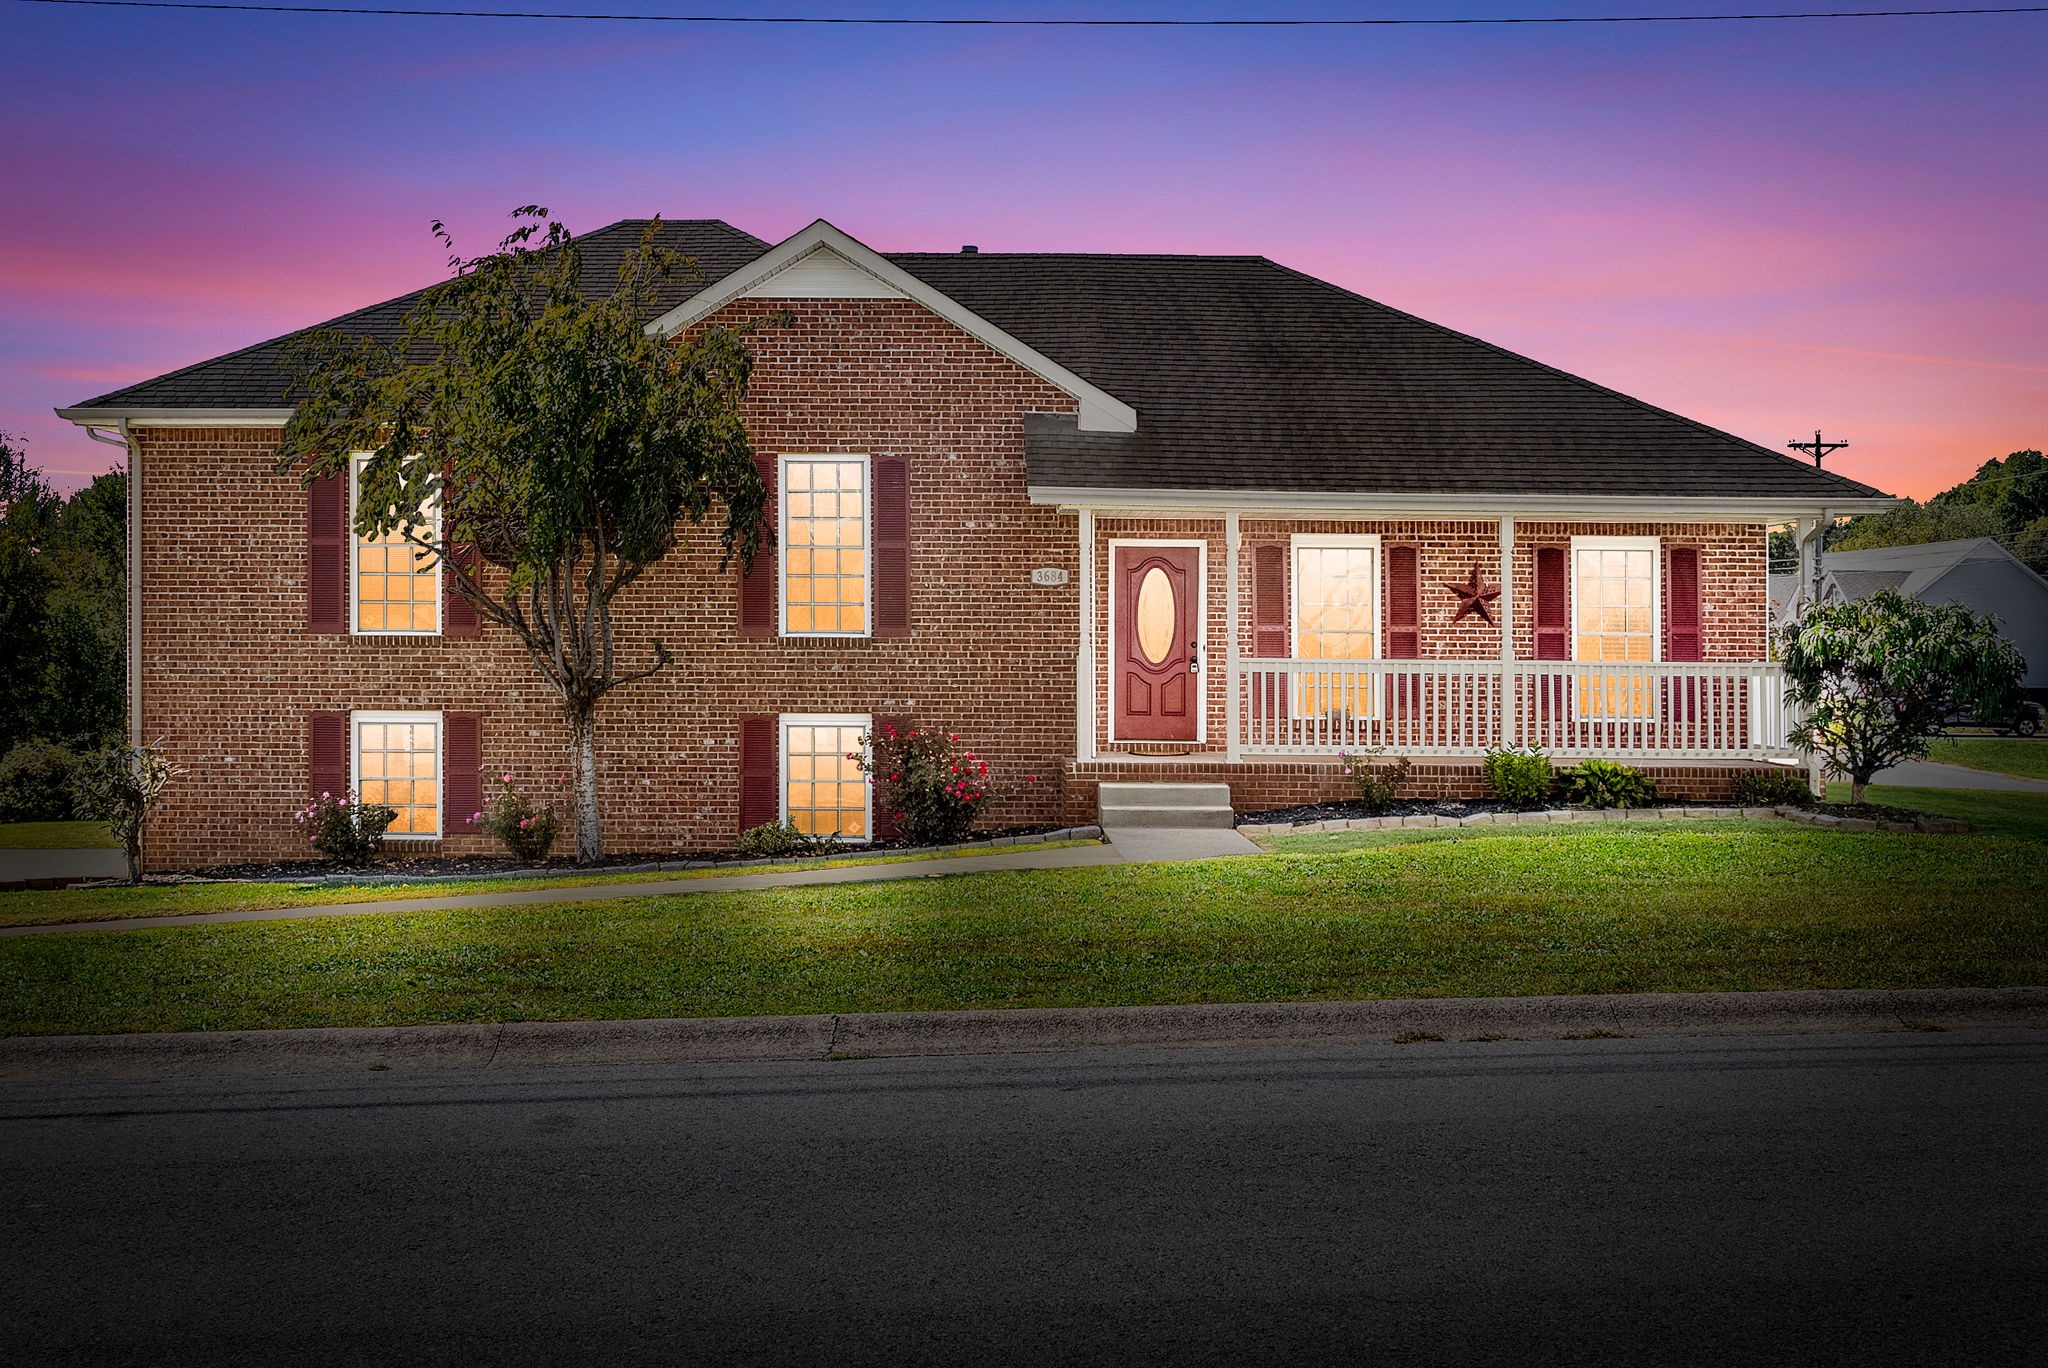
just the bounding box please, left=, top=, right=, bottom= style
left=0, top=787, right=2041, bottom=1037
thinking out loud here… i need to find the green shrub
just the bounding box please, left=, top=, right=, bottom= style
left=1338, top=748, right=1413, bottom=815
left=1556, top=758, right=1660, bottom=809
left=292, top=790, right=398, bottom=864
left=473, top=771, right=569, bottom=863
left=0, top=739, right=82, bottom=822
left=1483, top=746, right=1552, bottom=808
left=1731, top=768, right=1818, bottom=808
left=736, top=820, right=834, bottom=859
left=856, top=723, right=1033, bottom=846
left=73, top=741, right=180, bottom=884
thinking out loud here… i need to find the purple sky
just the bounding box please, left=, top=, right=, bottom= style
left=5, top=2, right=2044, bottom=499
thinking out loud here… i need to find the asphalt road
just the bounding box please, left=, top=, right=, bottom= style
left=5, top=1032, right=2044, bottom=1367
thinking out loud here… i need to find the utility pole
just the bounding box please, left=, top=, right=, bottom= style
left=1788, top=429, right=1848, bottom=468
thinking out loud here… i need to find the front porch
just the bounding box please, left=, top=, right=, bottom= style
left=1060, top=506, right=1806, bottom=811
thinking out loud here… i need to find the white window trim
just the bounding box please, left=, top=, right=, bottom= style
left=777, top=453, right=873, bottom=640
left=1107, top=538, right=1208, bottom=745
left=780, top=712, right=874, bottom=843
left=350, top=454, right=443, bottom=638
left=1568, top=535, right=1663, bottom=664
left=349, top=709, right=445, bottom=841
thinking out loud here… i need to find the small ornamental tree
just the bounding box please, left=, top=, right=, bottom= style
left=276, top=209, right=775, bottom=862
left=73, top=741, right=180, bottom=884
left=1778, top=588, right=2024, bottom=804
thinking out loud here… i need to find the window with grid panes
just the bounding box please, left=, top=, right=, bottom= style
left=782, top=715, right=870, bottom=839
left=781, top=457, right=869, bottom=635
left=353, top=713, right=442, bottom=838
left=1572, top=539, right=1659, bottom=718
left=353, top=457, right=440, bottom=634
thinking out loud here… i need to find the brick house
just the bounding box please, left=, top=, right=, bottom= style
left=58, top=218, right=1893, bottom=870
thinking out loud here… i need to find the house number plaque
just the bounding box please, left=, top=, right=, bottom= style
left=1031, top=567, right=1071, bottom=587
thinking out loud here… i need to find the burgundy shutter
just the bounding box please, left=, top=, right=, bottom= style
left=739, top=714, right=779, bottom=832
left=445, top=714, right=482, bottom=833
left=307, top=472, right=347, bottom=633
left=873, top=456, right=910, bottom=638
left=871, top=714, right=911, bottom=839
left=1384, top=545, right=1421, bottom=659
left=443, top=546, right=480, bottom=637
left=739, top=455, right=778, bottom=637
left=308, top=712, right=348, bottom=800
left=1665, top=545, right=1702, bottom=662
left=1253, top=544, right=1289, bottom=658
left=1534, top=546, right=1570, bottom=661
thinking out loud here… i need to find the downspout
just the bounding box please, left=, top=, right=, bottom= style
left=82, top=420, right=140, bottom=749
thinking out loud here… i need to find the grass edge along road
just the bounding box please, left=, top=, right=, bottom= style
left=1, top=787, right=2041, bottom=1038
left=1926, top=736, right=2048, bottom=783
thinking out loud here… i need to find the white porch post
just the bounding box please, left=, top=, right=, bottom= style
left=1497, top=514, right=1515, bottom=750
left=1798, top=511, right=1828, bottom=796
left=1225, top=512, right=1242, bottom=763
left=1077, top=507, right=1097, bottom=764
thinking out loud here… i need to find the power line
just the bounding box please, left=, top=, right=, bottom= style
left=9, top=0, right=2048, bottom=25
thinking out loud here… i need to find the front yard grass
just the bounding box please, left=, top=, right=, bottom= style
left=0, top=839, right=1100, bottom=930
left=2, top=788, right=2042, bottom=1037
left=0, top=822, right=119, bottom=850
left=1926, top=736, right=2048, bottom=783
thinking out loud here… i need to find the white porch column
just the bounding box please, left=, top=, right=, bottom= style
left=1225, top=512, right=1242, bottom=763
left=1497, top=514, right=1515, bottom=750
left=1797, top=512, right=1828, bottom=796
left=1077, top=507, right=1097, bottom=764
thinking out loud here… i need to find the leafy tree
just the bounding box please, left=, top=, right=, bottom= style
left=1832, top=449, right=2047, bottom=570
left=1778, top=589, right=2024, bottom=804
left=0, top=433, right=57, bottom=752
left=1831, top=497, right=2002, bottom=552
left=276, top=209, right=774, bottom=862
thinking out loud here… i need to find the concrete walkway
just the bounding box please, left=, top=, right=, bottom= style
left=0, top=840, right=1132, bottom=938
left=2, top=986, right=2041, bottom=1082
left=1873, top=759, right=2048, bottom=792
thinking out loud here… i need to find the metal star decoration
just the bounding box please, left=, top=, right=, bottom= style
left=1441, top=565, right=1501, bottom=626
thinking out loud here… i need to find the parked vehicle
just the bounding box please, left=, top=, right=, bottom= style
left=1940, top=698, right=2044, bottom=737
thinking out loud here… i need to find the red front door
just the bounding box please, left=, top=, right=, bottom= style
left=1114, top=544, right=1201, bottom=741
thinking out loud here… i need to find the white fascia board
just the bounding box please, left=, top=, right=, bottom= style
left=58, top=407, right=294, bottom=427
left=644, top=219, right=1139, bottom=434
left=1029, top=485, right=1899, bottom=522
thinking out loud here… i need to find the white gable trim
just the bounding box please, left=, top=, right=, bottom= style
left=645, top=219, right=1139, bottom=434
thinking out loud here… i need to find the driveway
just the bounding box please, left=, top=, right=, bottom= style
left=0, top=848, right=126, bottom=889
left=1873, top=759, right=2048, bottom=792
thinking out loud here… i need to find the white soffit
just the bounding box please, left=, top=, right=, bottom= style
left=646, top=219, right=1139, bottom=434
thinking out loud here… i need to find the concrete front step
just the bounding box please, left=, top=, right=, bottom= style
left=1097, top=782, right=1237, bottom=830
left=1096, top=782, right=1234, bottom=810
left=1098, top=805, right=1239, bottom=830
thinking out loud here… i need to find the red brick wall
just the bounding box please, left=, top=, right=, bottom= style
left=134, top=298, right=1083, bottom=869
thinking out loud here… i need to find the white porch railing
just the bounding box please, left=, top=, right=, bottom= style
left=1232, top=659, right=1795, bottom=760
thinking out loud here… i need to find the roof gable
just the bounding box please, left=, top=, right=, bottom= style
left=645, top=220, right=1138, bottom=433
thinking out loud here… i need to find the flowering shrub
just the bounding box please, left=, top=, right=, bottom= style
left=473, top=771, right=570, bottom=863
left=292, top=789, right=398, bottom=864
left=1336, top=747, right=1413, bottom=815
left=74, top=741, right=181, bottom=884
left=854, top=723, right=1033, bottom=846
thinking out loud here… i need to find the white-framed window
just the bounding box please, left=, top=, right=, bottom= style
left=780, top=455, right=870, bottom=637
left=352, top=710, right=443, bottom=839
left=782, top=713, right=871, bottom=841
left=351, top=455, right=441, bottom=636
left=1291, top=533, right=1380, bottom=717
left=1570, top=535, right=1660, bottom=718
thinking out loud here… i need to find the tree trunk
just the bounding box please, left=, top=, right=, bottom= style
left=124, top=833, right=141, bottom=885
left=1849, top=777, right=1867, bottom=806
left=568, top=705, right=603, bottom=863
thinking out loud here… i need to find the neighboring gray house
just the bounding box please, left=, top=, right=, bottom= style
left=1779, top=538, right=2047, bottom=695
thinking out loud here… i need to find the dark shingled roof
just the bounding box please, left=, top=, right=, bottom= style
left=70, top=220, right=1887, bottom=503
left=72, top=219, right=770, bottom=411
left=885, top=252, right=1886, bottom=502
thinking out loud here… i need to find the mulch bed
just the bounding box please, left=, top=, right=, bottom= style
left=1239, top=796, right=1928, bottom=828
left=177, top=824, right=1069, bottom=883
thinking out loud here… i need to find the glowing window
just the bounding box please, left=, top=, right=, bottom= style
left=783, top=714, right=870, bottom=840
left=353, top=712, right=441, bottom=839
left=353, top=458, right=440, bottom=634
left=1572, top=538, right=1660, bottom=717
left=1292, top=537, right=1379, bottom=717
left=781, top=457, right=869, bottom=636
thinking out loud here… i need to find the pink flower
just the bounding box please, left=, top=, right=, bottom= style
left=1026, top=775, right=1037, bottom=783
left=503, top=773, right=514, bottom=783
left=471, top=811, right=483, bottom=822
left=321, top=791, right=331, bottom=800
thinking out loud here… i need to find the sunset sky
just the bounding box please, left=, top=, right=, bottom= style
left=4, top=1, right=2043, bottom=498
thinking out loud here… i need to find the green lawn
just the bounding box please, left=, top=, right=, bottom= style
left=1926, top=737, right=2048, bottom=783
left=0, top=839, right=1098, bottom=930
left=2, top=787, right=2041, bottom=1038
left=0, top=822, right=119, bottom=850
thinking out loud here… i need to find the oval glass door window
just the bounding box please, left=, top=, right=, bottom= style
left=1135, top=565, right=1176, bottom=666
